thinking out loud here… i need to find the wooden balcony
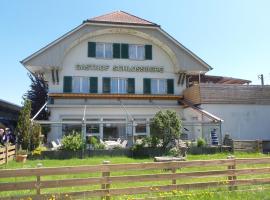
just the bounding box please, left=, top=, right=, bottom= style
left=48, top=93, right=183, bottom=100
left=183, top=84, right=270, bottom=105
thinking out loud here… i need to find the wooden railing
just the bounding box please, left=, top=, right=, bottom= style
left=1, top=157, right=270, bottom=199
left=0, top=145, right=15, bottom=165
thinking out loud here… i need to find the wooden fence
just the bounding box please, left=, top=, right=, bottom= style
left=0, top=145, right=15, bottom=165
left=233, top=140, right=263, bottom=152
left=1, top=157, right=270, bottom=199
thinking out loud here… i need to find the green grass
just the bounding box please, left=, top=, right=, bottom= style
left=1, top=152, right=270, bottom=199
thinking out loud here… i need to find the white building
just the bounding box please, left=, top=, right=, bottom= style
left=21, top=11, right=270, bottom=144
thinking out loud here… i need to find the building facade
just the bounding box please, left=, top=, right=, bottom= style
left=22, top=11, right=270, bottom=144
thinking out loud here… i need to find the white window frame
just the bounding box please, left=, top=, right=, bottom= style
left=111, top=77, right=127, bottom=94
left=96, top=42, right=113, bottom=59
left=129, top=44, right=145, bottom=60
left=151, top=79, right=167, bottom=94
left=72, top=76, right=89, bottom=93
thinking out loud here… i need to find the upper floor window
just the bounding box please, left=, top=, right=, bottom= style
left=72, top=77, right=89, bottom=93
left=96, top=43, right=113, bottom=59
left=88, top=42, right=152, bottom=60
left=151, top=79, right=167, bottom=94
left=129, top=45, right=145, bottom=60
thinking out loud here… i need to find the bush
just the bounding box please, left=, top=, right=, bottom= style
left=87, top=136, right=105, bottom=150
left=197, top=137, right=206, bottom=147
left=61, top=132, right=84, bottom=151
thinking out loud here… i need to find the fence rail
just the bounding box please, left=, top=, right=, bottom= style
left=1, top=157, right=270, bottom=199
left=0, top=145, right=15, bottom=165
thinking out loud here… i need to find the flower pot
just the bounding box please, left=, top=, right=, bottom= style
left=16, top=154, right=27, bottom=163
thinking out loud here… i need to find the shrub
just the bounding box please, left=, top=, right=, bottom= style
left=31, top=145, right=47, bottom=156
left=150, top=110, right=182, bottom=149
left=87, top=136, right=105, bottom=150
left=197, top=137, right=206, bottom=147
left=61, top=132, right=84, bottom=151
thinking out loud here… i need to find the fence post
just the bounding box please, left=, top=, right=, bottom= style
left=101, top=160, right=111, bottom=200
left=36, top=163, right=42, bottom=196
left=227, top=155, right=237, bottom=190
left=5, top=145, right=8, bottom=165
left=171, top=167, right=176, bottom=185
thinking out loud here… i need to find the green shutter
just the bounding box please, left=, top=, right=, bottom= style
left=88, top=42, right=96, bottom=57
left=90, top=77, right=98, bottom=93
left=113, top=43, right=121, bottom=58
left=127, top=78, right=135, bottom=94
left=145, top=45, right=152, bottom=60
left=143, top=78, right=151, bottom=94
left=63, top=76, right=72, bottom=93
left=167, top=79, right=174, bottom=94
left=103, top=77, right=111, bottom=93
left=121, top=43, right=129, bottom=59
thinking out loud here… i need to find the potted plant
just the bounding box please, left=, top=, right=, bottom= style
left=16, top=150, right=28, bottom=163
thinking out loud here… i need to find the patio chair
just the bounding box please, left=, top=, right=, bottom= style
left=117, top=138, right=121, bottom=144
left=121, top=140, right=128, bottom=148
left=56, top=139, right=62, bottom=146
left=51, top=141, right=61, bottom=150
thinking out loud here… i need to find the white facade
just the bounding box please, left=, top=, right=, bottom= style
left=202, top=104, right=270, bottom=140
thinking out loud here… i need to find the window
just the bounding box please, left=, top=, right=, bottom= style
left=62, top=119, right=81, bottom=136
left=111, top=78, right=127, bottom=94
left=96, top=43, right=113, bottom=58
left=72, top=77, right=89, bottom=93
left=151, top=79, right=167, bottom=94
left=86, top=124, right=100, bottom=134
left=129, top=44, right=145, bottom=60
left=135, top=123, right=147, bottom=134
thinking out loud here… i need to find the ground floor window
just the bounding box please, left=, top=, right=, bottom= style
left=135, top=123, right=147, bottom=134
left=86, top=124, right=100, bottom=135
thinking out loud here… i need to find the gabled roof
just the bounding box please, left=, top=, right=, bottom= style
left=84, top=11, right=159, bottom=27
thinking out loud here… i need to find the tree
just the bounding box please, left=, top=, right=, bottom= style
left=24, top=73, right=48, bottom=120
left=15, top=99, right=41, bottom=151
left=150, top=110, right=182, bottom=149
left=24, top=73, right=49, bottom=142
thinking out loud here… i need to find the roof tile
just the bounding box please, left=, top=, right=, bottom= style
left=86, top=11, right=159, bottom=27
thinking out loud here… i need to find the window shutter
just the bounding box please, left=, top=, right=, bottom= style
left=167, top=79, right=174, bottom=94
left=143, top=78, right=151, bottom=94
left=89, top=77, right=98, bottom=93
left=127, top=78, right=135, bottom=94
left=145, top=45, right=152, bottom=60
left=121, top=43, right=129, bottom=59
left=63, top=76, right=72, bottom=93
left=88, top=42, right=96, bottom=57
left=103, top=77, right=111, bottom=93
left=113, top=43, right=121, bottom=58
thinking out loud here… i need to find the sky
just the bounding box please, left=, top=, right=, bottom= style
left=1, top=0, right=270, bottom=105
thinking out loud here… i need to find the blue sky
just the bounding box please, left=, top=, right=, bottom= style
left=1, top=0, right=270, bottom=105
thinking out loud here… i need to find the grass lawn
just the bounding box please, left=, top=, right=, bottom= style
left=1, top=152, right=270, bottom=199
